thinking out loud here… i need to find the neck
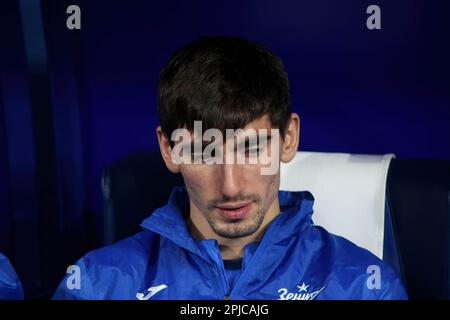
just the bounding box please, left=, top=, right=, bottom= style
left=188, top=198, right=280, bottom=260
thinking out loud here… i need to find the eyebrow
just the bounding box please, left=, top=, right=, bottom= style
left=180, top=140, right=216, bottom=152
left=178, top=135, right=273, bottom=151
left=236, top=135, right=272, bottom=150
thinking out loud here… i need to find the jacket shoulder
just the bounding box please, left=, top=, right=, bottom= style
left=309, top=225, right=408, bottom=299
left=83, top=230, right=156, bottom=269
left=53, top=230, right=158, bottom=300
left=0, top=253, right=24, bottom=300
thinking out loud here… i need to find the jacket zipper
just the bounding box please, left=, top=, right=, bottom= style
left=226, top=212, right=286, bottom=299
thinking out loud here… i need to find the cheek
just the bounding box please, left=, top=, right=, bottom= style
left=181, top=168, right=202, bottom=192
left=241, top=166, right=278, bottom=204
left=266, top=174, right=280, bottom=195
left=248, top=165, right=280, bottom=188
left=180, top=166, right=214, bottom=206
left=257, top=172, right=280, bottom=206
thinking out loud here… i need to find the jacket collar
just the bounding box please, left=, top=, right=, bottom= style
left=140, top=186, right=315, bottom=260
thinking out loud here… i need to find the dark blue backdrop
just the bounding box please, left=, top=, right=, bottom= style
left=1, top=0, right=449, bottom=298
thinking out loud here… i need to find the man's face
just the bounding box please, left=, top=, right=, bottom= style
left=179, top=115, right=282, bottom=239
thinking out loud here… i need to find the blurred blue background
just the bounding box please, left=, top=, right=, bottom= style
left=1, top=0, right=449, bottom=298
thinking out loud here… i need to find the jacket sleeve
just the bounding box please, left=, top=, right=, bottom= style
left=377, top=270, right=409, bottom=300
left=0, top=253, right=24, bottom=300
left=52, top=258, right=96, bottom=300
left=367, top=262, right=409, bottom=300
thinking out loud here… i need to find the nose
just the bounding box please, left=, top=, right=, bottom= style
left=219, top=163, right=245, bottom=199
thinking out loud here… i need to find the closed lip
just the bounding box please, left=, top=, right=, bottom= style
left=215, top=201, right=253, bottom=210
left=216, top=201, right=253, bottom=220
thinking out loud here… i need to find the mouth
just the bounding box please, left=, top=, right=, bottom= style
left=215, top=201, right=253, bottom=220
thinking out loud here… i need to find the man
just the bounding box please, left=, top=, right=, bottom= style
left=53, top=36, right=407, bottom=300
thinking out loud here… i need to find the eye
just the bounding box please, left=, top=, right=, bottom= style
left=202, top=156, right=216, bottom=165
left=246, top=148, right=260, bottom=157
left=191, top=152, right=203, bottom=162
left=207, top=148, right=216, bottom=157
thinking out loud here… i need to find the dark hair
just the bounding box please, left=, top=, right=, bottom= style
left=157, top=36, right=291, bottom=143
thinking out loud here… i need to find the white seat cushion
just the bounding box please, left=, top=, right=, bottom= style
left=280, top=151, right=394, bottom=258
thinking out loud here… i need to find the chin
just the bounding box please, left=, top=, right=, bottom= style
left=213, top=222, right=260, bottom=239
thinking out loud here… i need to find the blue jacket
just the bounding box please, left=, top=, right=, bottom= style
left=0, top=253, right=24, bottom=300
left=53, top=187, right=407, bottom=300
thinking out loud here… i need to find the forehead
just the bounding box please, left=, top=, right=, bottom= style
left=173, top=114, right=278, bottom=146
left=241, top=114, right=273, bottom=131
left=184, top=114, right=275, bottom=139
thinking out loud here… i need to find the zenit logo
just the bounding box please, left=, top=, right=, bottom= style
left=277, top=282, right=326, bottom=300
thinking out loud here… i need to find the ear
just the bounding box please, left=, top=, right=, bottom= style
left=156, top=126, right=180, bottom=173
left=280, top=113, right=300, bottom=163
